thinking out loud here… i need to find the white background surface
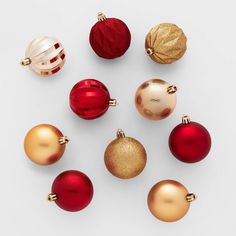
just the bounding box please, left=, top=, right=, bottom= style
left=0, top=0, right=235, bottom=235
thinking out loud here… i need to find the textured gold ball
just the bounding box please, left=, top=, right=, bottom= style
left=104, top=129, right=147, bottom=179
left=21, top=36, right=65, bottom=76
left=147, top=180, right=196, bottom=222
left=145, top=23, right=187, bottom=64
left=135, top=79, right=177, bottom=120
left=24, top=124, right=69, bottom=165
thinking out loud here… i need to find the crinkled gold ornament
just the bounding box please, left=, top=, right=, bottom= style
left=145, top=23, right=187, bottom=64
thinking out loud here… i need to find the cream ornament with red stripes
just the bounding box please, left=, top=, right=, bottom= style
left=21, top=36, right=65, bottom=76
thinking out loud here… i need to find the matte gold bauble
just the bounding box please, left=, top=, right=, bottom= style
left=135, top=79, right=177, bottom=120
left=21, top=36, right=65, bottom=76
left=24, top=124, right=69, bottom=165
left=104, top=129, right=147, bottom=179
left=145, top=23, right=187, bottom=64
left=147, top=180, right=196, bottom=222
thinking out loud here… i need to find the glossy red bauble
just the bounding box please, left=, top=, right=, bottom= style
left=89, top=12, right=131, bottom=59
left=69, top=79, right=117, bottom=120
left=49, top=170, right=93, bottom=212
left=169, top=116, right=211, bottom=163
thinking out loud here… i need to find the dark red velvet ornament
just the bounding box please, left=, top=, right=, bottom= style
left=69, top=79, right=117, bottom=120
left=169, top=115, right=211, bottom=163
left=89, top=12, right=131, bottom=59
left=48, top=170, right=94, bottom=212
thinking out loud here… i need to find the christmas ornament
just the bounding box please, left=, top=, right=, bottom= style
left=48, top=170, right=93, bottom=212
left=24, top=124, right=69, bottom=165
left=169, top=115, right=211, bottom=163
left=89, top=12, right=131, bottom=59
left=147, top=180, right=196, bottom=222
left=135, top=79, right=177, bottom=120
left=145, top=23, right=187, bottom=64
left=21, top=36, right=65, bottom=76
left=69, top=79, right=118, bottom=120
left=104, top=129, right=147, bottom=179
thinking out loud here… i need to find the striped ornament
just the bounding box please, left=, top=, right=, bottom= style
left=21, top=36, right=65, bottom=76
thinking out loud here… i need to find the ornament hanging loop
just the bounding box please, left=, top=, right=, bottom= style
left=59, top=136, right=69, bottom=145
left=109, top=99, right=118, bottom=107
left=146, top=48, right=154, bottom=55
left=186, top=193, right=197, bottom=202
left=97, top=12, right=106, bottom=21
left=48, top=193, right=57, bottom=201
left=167, top=85, right=177, bottom=94
left=116, top=129, right=125, bottom=138
left=182, top=115, right=191, bottom=124
left=21, top=58, right=31, bottom=66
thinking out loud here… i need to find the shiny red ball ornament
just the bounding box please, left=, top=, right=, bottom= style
left=89, top=12, right=131, bottom=59
left=48, top=170, right=93, bottom=212
left=69, top=79, right=117, bottom=120
left=169, top=115, right=211, bottom=163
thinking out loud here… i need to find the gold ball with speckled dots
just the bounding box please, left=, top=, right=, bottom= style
left=135, top=79, right=177, bottom=120
left=104, top=129, right=147, bottom=179
left=145, top=23, right=187, bottom=64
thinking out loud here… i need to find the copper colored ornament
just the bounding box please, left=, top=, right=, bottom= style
left=104, top=129, right=147, bottom=179
left=147, top=180, right=196, bottom=222
left=24, top=124, right=69, bottom=165
left=21, top=36, right=65, bottom=76
left=145, top=23, right=187, bottom=64
left=135, top=79, right=177, bottom=120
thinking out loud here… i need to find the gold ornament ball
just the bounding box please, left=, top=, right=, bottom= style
left=21, top=36, right=65, bottom=76
left=147, top=180, right=196, bottom=222
left=24, top=124, right=69, bottom=165
left=104, top=129, right=147, bottom=179
left=145, top=23, right=187, bottom=64
left=135, top=79, right=177, bottom=120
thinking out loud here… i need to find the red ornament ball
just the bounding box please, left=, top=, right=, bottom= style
left=69, top=79, right=117, bottom=120
left=49, top=170, right=93, bottom=212
left=89, top=12, right=131, bottom=59
left=169, top=116, right=211, bottom=163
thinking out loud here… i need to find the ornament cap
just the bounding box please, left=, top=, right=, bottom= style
left=146, top=48, right=154, bottom=55
left=59, top=136, right=69, bottom=145
left=186, top=193, right=197, bottom=202
left=97, top=12, right=106, bottom=21
left=116, top=129, right=125, bottom=138
left=21, top=57, right=31, bottom=66
left=109, top=99, right=118, bottom=107
left=48, top=193, right=57, bottom=201
left=167, top=85, right=177, bottom=94
left=182, top=115, right=191, bottom=124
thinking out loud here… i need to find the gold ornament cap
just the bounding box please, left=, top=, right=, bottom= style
left=104, top=129, right=147, bottom=179
left=147, top=180, right=196, bottom=222
left=97, top=12, right=107, bottom=21
left=182, top=115, right=191, bottom=124
left=48, top=193, right=57, bottom=201
left=145, top=23, right=187, bottom=64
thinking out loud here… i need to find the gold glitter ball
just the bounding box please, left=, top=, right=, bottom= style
left=145, top=23, right=187, bottom=64
left=104, top=129, right=147, bottom=179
